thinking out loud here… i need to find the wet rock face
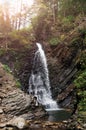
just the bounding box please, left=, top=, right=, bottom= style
left=47, top=44, right=78, bottom=109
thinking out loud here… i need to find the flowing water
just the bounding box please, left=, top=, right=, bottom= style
left=28, top=43, right=71, bottom=122
left=28, top=43, right=59, bottom=111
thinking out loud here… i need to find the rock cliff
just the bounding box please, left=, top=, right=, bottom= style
left=0, top=63, right=45, bottom=128
left=48, top=43, right=79, bottom=110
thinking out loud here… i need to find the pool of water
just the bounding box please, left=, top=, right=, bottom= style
left=47, top=109, right=71, bottom=122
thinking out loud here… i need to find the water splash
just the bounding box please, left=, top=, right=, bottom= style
left=28, top=43, right=59, bottom=111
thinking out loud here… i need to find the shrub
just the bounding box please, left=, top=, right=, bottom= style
left=74, top=71, right=86, bottom=89
left=74, top=70, right=86, bottom=111
left=62, top=15, right=74, bottom=24
left=8, top=29, right=34, bottom=48
left=74, top=48, right=86, bottom=111
left=62, top=15, right=75, bottom=31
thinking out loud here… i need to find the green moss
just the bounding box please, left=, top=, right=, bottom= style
left=3, top=64, right=11, bottom=73
left=49, top=37, right=60, bottom=46
left=16, top=80, right=21, bottom=88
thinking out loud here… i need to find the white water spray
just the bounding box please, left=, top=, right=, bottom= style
left=29, top=43, right=59, bottom=111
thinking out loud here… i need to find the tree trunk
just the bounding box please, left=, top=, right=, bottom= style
left=52, top=0, right=58, bottom=24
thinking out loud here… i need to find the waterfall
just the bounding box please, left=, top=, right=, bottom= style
left=28, top=43, right=59, bottom=111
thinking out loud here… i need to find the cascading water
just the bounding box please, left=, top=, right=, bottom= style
left=28, top=43, right=59, bottom=111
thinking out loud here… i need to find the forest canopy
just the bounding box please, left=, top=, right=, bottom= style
left=0, top=0, right=86, bottom=32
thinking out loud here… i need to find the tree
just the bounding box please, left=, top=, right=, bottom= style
left=0, top=2, right=12, bottom=50
left=59, top=0, right=86, bottom=17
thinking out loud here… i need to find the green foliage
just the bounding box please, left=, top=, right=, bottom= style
left=80, top=52, right=86, bottom=70
left=60, top=0, right=86, bottom=17
left=78, top=94, right=86, bottom=111
left=74, top=71, right=86, bottom=89
left=79, top=28, right=86, bottom=46
left=74, top=71, right=86, bottom=111
left=49, top=37, right=60, bottom=46
left=3, top=64, right=11, bottom=73
left=74, top=50, right=86, bottom=111
left=9, top=29, right=29, bottom=44
left=0, top=49, right=6, bottom=56
left=70, top=37, right=82, bottom=48
left=62, top=15, right=74, bottom=23
left=3, top=64, right=21, bottom=88
left=84, top=36, right=86, bottom=46
left=16, top=80, right=21, bottom=88
left=70, top=28, right=86, bottom=49
left=79, top=28, right=86, bottom=35
left=8, top=29, right=34, bottom=48
left=61, top=15, right=75, bottom=31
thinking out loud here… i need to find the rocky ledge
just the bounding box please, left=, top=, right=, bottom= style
left=0, top=62, right=46, bottom=129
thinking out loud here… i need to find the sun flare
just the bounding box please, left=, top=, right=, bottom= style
left=0, top=0, right=34, bottom=7
left=28, top=0, right=34, bottom=7
left=0, top=0, right=35, bottom=29
left=0, top=0, right=34, bottom=16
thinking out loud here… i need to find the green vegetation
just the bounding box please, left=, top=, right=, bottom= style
left=49, top=37, right=60, bottom=46
left=0, top=49, right=6, bottom=56
left=16, top=80, right=21, bottom=88
left=61, top=16, right=74, bottom=31
left=9, top=29, right=35, bottom=46
left=3, top=64, right=11, bottom=73
left=70, top=28, right=86, bottom=50
left=74, top=50, right=86, bottom=111
left=70, top=37, right=83, bottom=48
left=3, top=64, right=21, bottom=88
left=74, top=71, right=86, bottom=111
